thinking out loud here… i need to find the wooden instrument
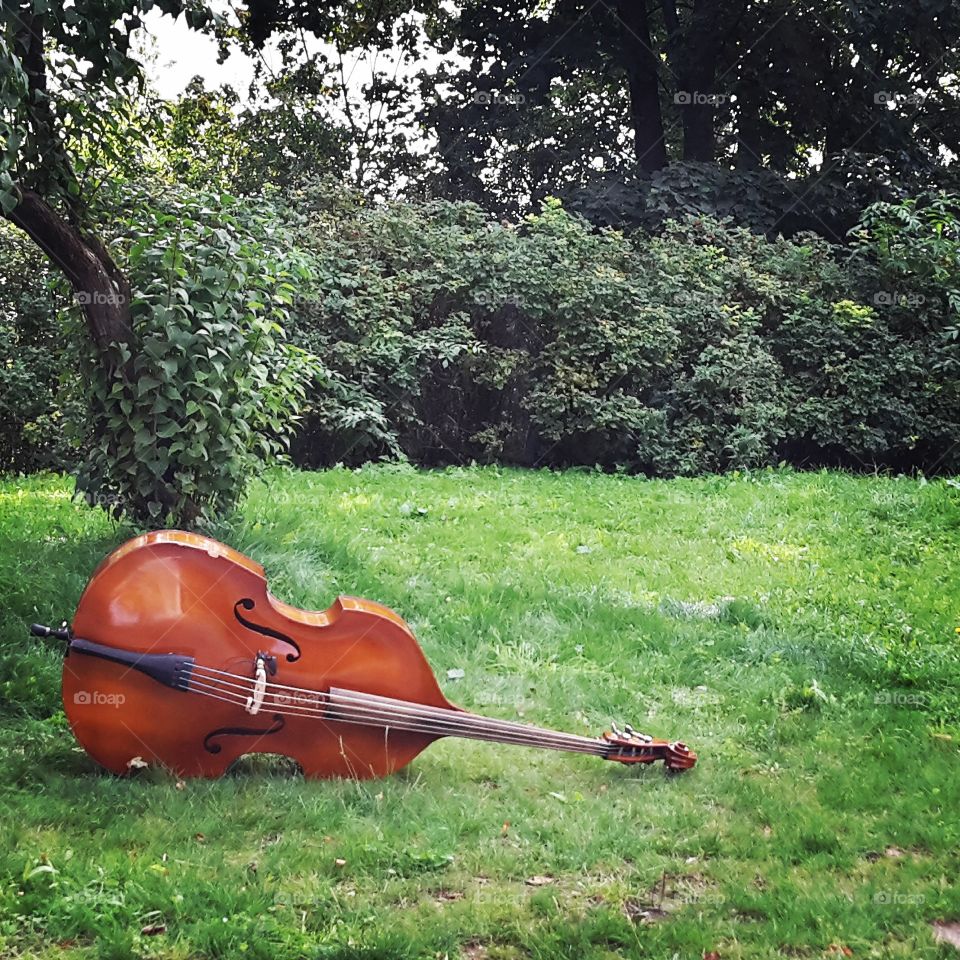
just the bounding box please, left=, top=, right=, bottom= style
left=32, top=532, right=696, bottom=779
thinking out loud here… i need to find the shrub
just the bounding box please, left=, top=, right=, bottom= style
left=641, top=217, right=960, bottom=473
left=5, top=183, right=959, bottom=489
left=287, top=189, right=681, bottom=467
left=0, top=222, right=75, bottom=473
left=74, top=186, right=320, bottom=525
left=286, top=189, right=960, bottom=475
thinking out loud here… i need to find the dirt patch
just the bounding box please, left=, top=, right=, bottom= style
left=623, top=898, right=672, bottom=924
left=622, top=872, right=722, bottom=924
left=933, top=921, right=960, bottom=950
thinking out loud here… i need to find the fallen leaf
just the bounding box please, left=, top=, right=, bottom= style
left=525, top=875, right=554, bottom=887
left=933, top=921, right=960, bottom=950
left=140, top=923, right=166, bottom=936
left=175, top=780, right=186, bottom=791
left=334, top=858, right=347, bottom=868
left=884, top=846, right=904, bottom=858
left=825, top=945, right=852, bottom=956
left=501, top=821, right=510, bottom=836
left=194, top=833, right=205, bottom=843
left=126, top=756, right=148, bottom=770
left=434, top=890, right=464, bottom=903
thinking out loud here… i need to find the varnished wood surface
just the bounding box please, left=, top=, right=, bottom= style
left=64, top=532, right=454, bottom=778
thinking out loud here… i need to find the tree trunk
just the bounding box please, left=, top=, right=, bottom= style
left=661, top=0, right=721, bottom=163
left=6, top=189, right=133, bottom=362
left=7, top=11, right=134, bottom=370
left=734, top=80, right=763, bottom=168
left=616, top=0, right=668, bottom=171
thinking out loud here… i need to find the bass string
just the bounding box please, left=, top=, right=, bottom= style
left=197, top=664, right=594, bottom=743
left=187, top=679, right=609, bottom=756
left=184, top=674, right=610, bottom=756
left=186, top=676, right=609, bottom=756
left=188, top=665, right=608, bottom=754
left=328, top=684, right=608, bottom=749
left=189, top=664, right=606, bottom=752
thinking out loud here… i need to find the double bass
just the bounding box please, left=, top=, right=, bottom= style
left=32, top=532, right=696, bottom=779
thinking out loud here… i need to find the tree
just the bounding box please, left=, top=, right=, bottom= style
left=0, top=2, right=218, bottom=371
left=344, top=0, right=960, bottom=222
left=162, top=72, right=349, bottom=194
left=0, top=2, right=315, bottom=524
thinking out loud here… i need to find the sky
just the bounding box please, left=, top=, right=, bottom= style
left=138, top=6, right=438, bottom=122
left=139, top=8, right=262, bottom=101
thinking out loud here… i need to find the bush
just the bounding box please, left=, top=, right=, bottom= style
left=4, top=183, right=958, bottom=489
left=285, top=187, right=960, bottom=475
left=0, top=222, right=75, bottom=472
left=562, top=155, right=916, bottom=242
left=643, top=217, right=959, bottom=473
left=74, top=186, right=320, bottom=525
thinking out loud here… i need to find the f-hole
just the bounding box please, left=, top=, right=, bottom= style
left=233, top=598, right=301, bottom=662
left=203, top=713, right=286, bottom=754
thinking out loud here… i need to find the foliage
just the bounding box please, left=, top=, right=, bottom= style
left=563, top=157, right=919, bottom=241
left=0, top=0, right=217, bottom=213
left=215, top=5, right=434, bottom=195
left=162, top=74, right=349, bottom=195
left=853, top=192, right=960, bottom=356
left=1, top=467, right=959, bottom=958
left=285, top=188, right=960, bottom=474
left=376, top=0, right=960, bottom=224
left=5, top=180, right=960, bottom=484
left=648, top=216, right=960, bottom=473
left=74, top=186, right=320, bottom=525
left=0, top=222, right=75, bottom=472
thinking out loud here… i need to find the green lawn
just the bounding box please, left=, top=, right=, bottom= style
left=1, top=466, right=959, bottom=959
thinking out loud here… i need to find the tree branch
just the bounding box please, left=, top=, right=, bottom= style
left=6, top=188, right=133, bottom=356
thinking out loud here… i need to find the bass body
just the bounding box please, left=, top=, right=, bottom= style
left=37, top=531, right=695, bottom=779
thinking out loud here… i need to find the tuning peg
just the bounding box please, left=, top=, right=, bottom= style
left=624, top=723, right=634, bottom=735
left=611, top=721, right=622, bottom=737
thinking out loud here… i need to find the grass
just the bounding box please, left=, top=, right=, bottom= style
left=1, top=465, right=959, bottom=959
